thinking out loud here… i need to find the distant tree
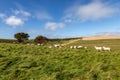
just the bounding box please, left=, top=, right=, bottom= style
left=14, top=32, right=29, bottom=43
left=34, top=35, right=48, bottom=44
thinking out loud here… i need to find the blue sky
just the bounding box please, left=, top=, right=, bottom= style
left=0, top=0, right=120, bottom=39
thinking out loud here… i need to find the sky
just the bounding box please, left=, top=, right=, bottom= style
left=0, top=0, right=120, bottom=39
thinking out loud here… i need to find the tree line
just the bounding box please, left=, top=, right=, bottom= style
left=14, top=32, right=48, bottom=44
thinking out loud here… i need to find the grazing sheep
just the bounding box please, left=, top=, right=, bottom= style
left=37, top=43, right=44, bottom=46
left=84, top=46, right=87, bottom=49
left=70, top=45, right=88, bottom=50
left=54, top=44, right=59, bottom=47
left=94, top=46, right=102, bottom=51
left=103, top=46, right=111, bottom=51
left=77, top=46, right=84, bottom=49
left=73, top=46, right=77, bottom=49
left=54, top=44, right=61, bottom=48
left=37, top=43, right=41, bottom=46
left=70, top=46, right=73, bottom=49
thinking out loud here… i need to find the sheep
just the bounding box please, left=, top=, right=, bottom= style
left=94, top=46, right=102, bottom=51
left=73, top=46, right=77, bottom=49
left=37, top=43, right=41, bottom=46
left=54, top=44, right=59, bottom=47
left=103, top=46, right=111, bottom=51
left=77, top=46, right=84, bottom=49
left=84, top=46, right=87, bottom=49
left=69, top=46, right=77, bottom=49
left=37, top=43, right=44, bottom=46
left=77, top=46, right=88, bottom=49
left=70, top=45, right=88, bottom=50
left=54, top=44, right=61, bottom=48
left=70, top=46, right=73, bottom=49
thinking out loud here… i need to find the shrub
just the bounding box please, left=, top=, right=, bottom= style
left=34, top=35, right=48, bottom=44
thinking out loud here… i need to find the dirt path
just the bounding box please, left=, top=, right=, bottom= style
left=62, top=39, right=81, bottom=46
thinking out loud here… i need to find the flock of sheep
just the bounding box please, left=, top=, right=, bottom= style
left=26, top=43, right=111, bottom=51
left=94, top=46, right=111, bottom=51
left=70, top=45, right=111, bottom=51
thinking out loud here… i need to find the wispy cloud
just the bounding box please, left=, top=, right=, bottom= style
left=14, top=10, right=31, bottom=17
left=35, top=11, right=52, bottom=20
left=63, top=1, right=119, bottom=22
left=5, top=16, right=23, bottom=27
left=45, top=22, right=65, bottom=31
left=0, top=13, right=6, bottom=19
left=64, top=19, right=74, bottom=23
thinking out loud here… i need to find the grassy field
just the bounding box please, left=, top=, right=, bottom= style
left=0, top=39, right=120, bottom=80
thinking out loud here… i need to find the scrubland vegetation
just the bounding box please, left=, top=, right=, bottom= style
left=0, top=39, right=120, bottom=80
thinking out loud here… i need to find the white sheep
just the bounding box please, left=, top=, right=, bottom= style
left=103, top=46, right=111, bottom=51
left=70, top=46, right=73, bottom=49
left=84, top=46, right=87, bottom=49
left=77, top=46, right=84, bottom=49
left=54, top=44, right=61, bottom=48
left=73, top=46, right=77, bottom=49
left=94, top=46, right=102, bottom=51
left=37, top=43, right=44, bottom=46
left=37, top=43, right=41, bottom=46
left=54, top=44, right=59, bottom=47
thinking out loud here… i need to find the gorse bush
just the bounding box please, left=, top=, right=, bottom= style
left=34, top=35, right=48, bottom=44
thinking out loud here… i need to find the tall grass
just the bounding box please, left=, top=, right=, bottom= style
left=0, top=39, right=120, bottom=80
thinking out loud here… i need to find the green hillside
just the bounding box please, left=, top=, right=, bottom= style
left=0, top=39, right=120, bottom=80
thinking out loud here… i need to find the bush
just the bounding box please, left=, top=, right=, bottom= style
left=34, top=35, right=48, bottom=44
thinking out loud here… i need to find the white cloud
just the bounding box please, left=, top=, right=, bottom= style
left=64, top=19, right=73, bottom=23
left=45, top=22, right=65, bottom=31
left=4, top=10, right=31, bottom=27
left=0, top=13, right=5, bottom=18
left=35, top=11, right=52, bottom=20
left=5, top=16, right=23, bottom=27
left=14, top=10, right=31, bottom=17
left=64, top=1, right=119, bottom=22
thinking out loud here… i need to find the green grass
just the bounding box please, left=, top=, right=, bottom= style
left=0, top=39, right=120, bottom=80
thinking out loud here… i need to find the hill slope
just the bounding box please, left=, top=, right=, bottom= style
left=82, top=36, right=120, bottom=40
left=0, top=39, right=120, bottom=80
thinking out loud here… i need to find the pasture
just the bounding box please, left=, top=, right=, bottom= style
left=0, top=39, right=120, bottom=80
